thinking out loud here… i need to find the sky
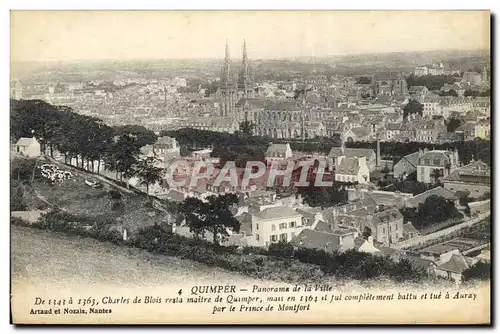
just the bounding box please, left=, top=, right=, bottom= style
left=10, top=11, right=490, bottom=62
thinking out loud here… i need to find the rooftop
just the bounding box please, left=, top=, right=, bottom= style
left=371, top=208, right=403, bottom=226
left=405, top=186, right=457, bottom=208
left=290, top=229, right=343, bottom=253
left=437, top=254, right=475, bottom=274
left=252, top=206, right=301, bottom=220
left=15, top=137, right=36, bottom=146
left=328, top=147, right=375, bottom=159
left=336, top=157, right=361, bottom=176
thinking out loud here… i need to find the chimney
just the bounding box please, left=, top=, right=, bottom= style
left=376, top=136, right=381, bottom=168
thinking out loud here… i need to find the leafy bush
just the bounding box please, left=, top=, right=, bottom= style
left=463, top=261, right=490, bottom=281
left=268, top=242, right=295, bottom=258
left=10, top=216, right=31, bottom=226
left=24, top=207, right=429, bottom=284
left=108, top=190, right=122, bottom=200
left=11, top=181, right=27, bottom=211
left=111, top=201, right=125, bottom=212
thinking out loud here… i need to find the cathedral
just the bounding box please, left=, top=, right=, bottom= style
left=216, top=40, right=327, bottom=140
left=219, top=40, right=255, bottom=117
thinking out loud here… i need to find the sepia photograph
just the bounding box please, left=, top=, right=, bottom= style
left=9, top=10, right=491, bottom=324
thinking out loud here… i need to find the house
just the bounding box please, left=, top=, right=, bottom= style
left=304, top=121, right=326, bottom=139
left=403, top=222, right=420, bottom=240
left=343, top=127, right=371, bottom=142
left=393, top=152, right=421, bottom=179
left=346, top=188, right=411, bottom=208
left=442, top=160, right=490, bottom=197
left=250, top=206, right=303, bottom=247
left=290, top=227, right=358, bottom=253
left=468, top=199, right=491, bottom=216
left=323, top=195, right=378, bottom=223
left=153, top=136, right=180, bottom=157
left=404, top=186, right=459, bottom=209
left=354, top=236, right=380, bottom=254
left=462, top=72, right=482, bottom=85
left=191, top=149, right=212, bottom=160
left=360, top=208, right=404, bottom=246
left=428, top=62, right=445, bottom=76
left=455, top=122, right=476, bottom=141
left=384, top=122, right=402, bottom=141
left=416, top=149, right=460, bottom=183
left=296, top=207, right=323, bottom=227
left=439, top=97, right=472, bottom=118
left=408, top=86, right=429, bottom=102
left=265, top=143, right=293, bottom=165
left=334, top=156, right=370, bottom=184
left=411, top=119, right=447, bottom=143
left=414, top=66, right=428, bottom=76
left=474, top=121, right=490, bottom=140
left=472, top=97, right=491, bottom=115
left=14, top=136, right=41, bottom=158
left=435, top=250, right=478, bottom=283
left=328, top=147, right=377, bottom=171
left=422, top=95, right=442, bottom=118
left=405, top=255, right=437, bottom=276
left=437, top=132, right=464, bottom=144
left=475, top=249, right=491, bottom=264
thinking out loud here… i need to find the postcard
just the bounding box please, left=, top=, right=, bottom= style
left=10, top=10, right=491, bottom=324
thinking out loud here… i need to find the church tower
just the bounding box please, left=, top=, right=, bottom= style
left=220, top=40, right=237, bottom=117
left=237, top=39, right=254, bottom=100
left=482, top=65, right=489, bottom=84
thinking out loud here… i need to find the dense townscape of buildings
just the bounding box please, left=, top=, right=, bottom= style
left=12, top=42, right=491, bottom=143
left=11, top=41, right=491, bottom=286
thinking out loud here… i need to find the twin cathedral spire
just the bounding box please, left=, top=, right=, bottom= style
left=220, top=40, right=254, bottom=116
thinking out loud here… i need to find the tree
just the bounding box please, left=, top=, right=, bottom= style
left=11, top=181, right=27, bottom=211
left=179, top=194, right=240, bottom=245
left=106, top=134, right=141, bottom=187
left=297, top=182, right=348, bottom=208
left=134, top=156, right=164, bottom=198
left=11, top=157, right=37, bottom=183
left=239, top=120, right=255, bottom=136
left=205, top=194, right=240, bottom=245
left=416, top=195, right=462, bottom=226
left=356, top=76, right=372, bottom=85
left=403, top=100, right=424, bottom=119
left=179, top=197, right=207, bottom=239
left=462, top=261, right=490, bottom=281
left=446, top=118, right=462, bottom=133
left=113, top=125, right=157, bottom=148
left=464, top=90, right=480, bottom=97
left=405, top=74, right=456, bottom=91
left=439, top=89, right=458, bottom=97
left=430, top=168, right=443, bottom=184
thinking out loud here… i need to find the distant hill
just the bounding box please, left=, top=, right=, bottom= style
left=11, top=49, right=489, bottom=84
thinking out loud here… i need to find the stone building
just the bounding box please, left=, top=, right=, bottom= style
left=442, top=160, right=490, bottom=197
left=372, top=72, right=408, bottom=97
left=219, top=40, right=255, bottom=119
left=416, top=149, right=460, bottom=184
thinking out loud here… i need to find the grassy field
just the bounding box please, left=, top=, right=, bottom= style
left=12, top=224, right=458, bottom=293
left=24, top=158, right=167, bottom=233
left=11, top=224, right=270, bottom=289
